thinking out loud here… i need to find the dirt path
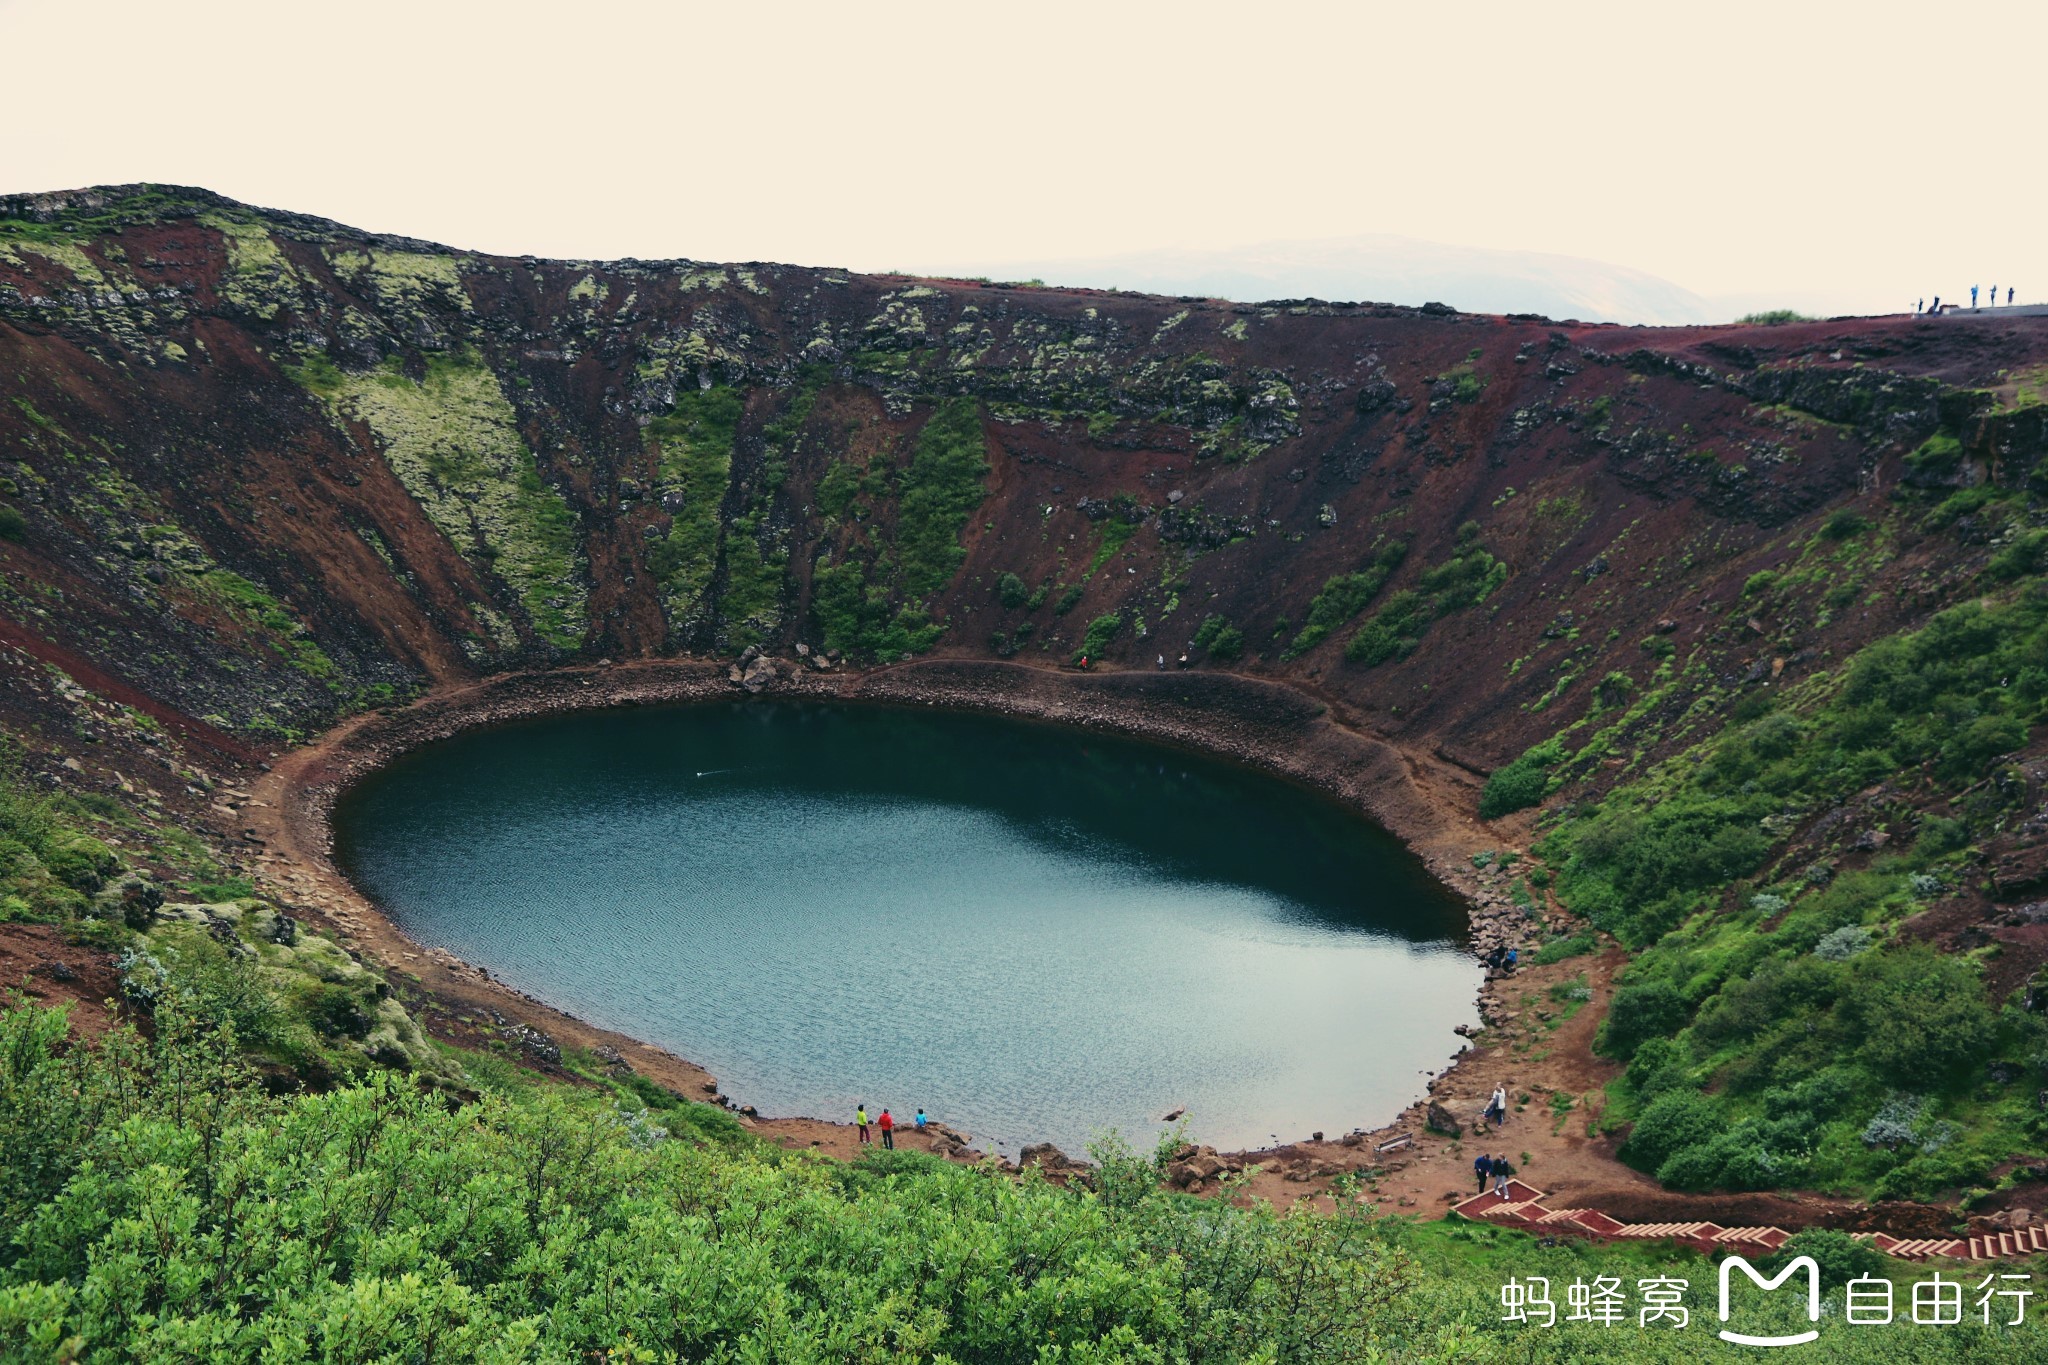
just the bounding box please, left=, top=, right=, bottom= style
left=235, top=654, right=1885, bottom=1228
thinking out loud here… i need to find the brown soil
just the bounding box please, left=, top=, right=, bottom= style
left=0, top=923, right=125, bottom=1040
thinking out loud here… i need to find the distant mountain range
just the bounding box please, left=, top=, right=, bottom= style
left=932, top=235, right=1824, bottom=327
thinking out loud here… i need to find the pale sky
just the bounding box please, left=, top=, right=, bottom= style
left=2, top=0, right=2040, bottom=311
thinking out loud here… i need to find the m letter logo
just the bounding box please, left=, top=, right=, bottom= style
left=1718, top=1255, right=1821, bottom=1347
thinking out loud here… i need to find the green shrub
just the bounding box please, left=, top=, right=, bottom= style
left=0, top=995, right=1429, bottom=1360
left=1342, top=530, right=1502, bottom=666
left=0, top=505, right=24, bottom=542
left=1479, top=738, right=1565, bottom=820
left=1845, top=946, right=1996, bottom=1086
left=1738, top=309, right=1813, bottom=325
left=1760, top=1230, right=1883, bottom=1285
left=996, top=572, right=1030, bottom=608
left=1916, top=815, right=1970, bottom=855
left=1282, top=542, right=1406, bottom=659
left=1987, top=528, right=2048, bottom=580
left=1052, top=584, right=1083, bottom=616
left=1618, top=1089, right=1718, bottom=1171
left=41, top=835, right=117, bottom=894
left=1600, top=979, right=1691, bottom=1060
left=896, top=399, right=990, bottom=597
left=1820, top=509, right=1869, bottom=541
left=1345, top=589, right=1427, bottom=665
left=1074, top=612, right=1122, bottom=663
left=1531, top=931, right=1597, bottom=966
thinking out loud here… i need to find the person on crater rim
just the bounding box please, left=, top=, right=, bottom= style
left=879, top=1107, right=896, bottom=1150
left=856, top=1104, right=871, bottom=1145
left=914, top=1108, right=928, bottom=1132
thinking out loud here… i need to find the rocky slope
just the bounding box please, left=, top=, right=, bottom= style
left=6, top=183, right=2048, bottom=1207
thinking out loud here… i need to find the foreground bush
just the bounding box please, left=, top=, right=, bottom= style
left=0, top=996, right=1434, bottom=1362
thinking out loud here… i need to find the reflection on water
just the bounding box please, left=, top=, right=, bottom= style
left=334, top=701, right=1480, bottom=1152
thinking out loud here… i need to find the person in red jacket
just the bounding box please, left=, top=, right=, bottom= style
left=878, top=1108, right=896, bottom=1150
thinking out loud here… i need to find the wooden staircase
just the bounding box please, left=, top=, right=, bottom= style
left=1452, top=1186, right=2044, bottom=1263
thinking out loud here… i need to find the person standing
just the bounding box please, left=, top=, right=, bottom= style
left=1474, top=1151, right=1492, bottom=1194
left=1990, top=285, right=1998, bottom=307
left=1972, top=285, right=1980, bottom=308
left=1491, top=1084, right=1510, bottom=1129
left=1491, top=1153, right=1512, bottom=1196
left=1916, top=298, right=1924, bottom=314
left=878, top=1108, right=896, bottom=1149
left=856, top=1104, right=871, bottom=1145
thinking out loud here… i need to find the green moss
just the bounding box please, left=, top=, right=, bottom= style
left=646, top=386, right=743, bottom=623
left=199, top=213, right=300, bottom=319
left=287, top=351, right=585, bottom=649
left=895, top=399, right=990, bottom=598
left=1904, top=431, right=1964, bottom=479
left=1084, top=517, right=1138, bottom=579
left=195, top=569, right=336, bottom=679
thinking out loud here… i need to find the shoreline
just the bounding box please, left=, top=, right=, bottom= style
left=252, top=658, right=1511, bottom=1136
left=245, top=652, right=1872, bottom=1227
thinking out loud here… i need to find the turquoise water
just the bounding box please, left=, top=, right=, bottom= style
left=334, top=701, right=1479, bottom=1154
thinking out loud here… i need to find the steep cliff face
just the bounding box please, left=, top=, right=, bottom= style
left=6, top=183, right=2041, bottom=765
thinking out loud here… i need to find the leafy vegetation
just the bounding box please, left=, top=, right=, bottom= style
left=1192, top=613, right=1244, bottom=661
left=645, top=385, right=743, bottom=616
left=0, top=989, right=1445, bottom=1362
left=1479, top=737, right=1566, bottom=820
left=896, top=399, right=991, bottom=598
left=6, top=990, right=2035, bottom=1362
left=1074, top=612, right=1123, bottom=663
left=1528, top=587, right=2048, bottom=1198
left=812, top=400, right=988, bottom=661
left=1738, top=310, right=1816, bottom=326
left=1281, top=540, right=1407, bottom=659
left=1346, top=523, right=1506, bottom=665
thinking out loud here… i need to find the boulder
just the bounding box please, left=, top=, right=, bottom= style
left=93, top=873, right=163, bottom=929
left=1019, top=1142, right=1094, bottom=1173
left=1425, top=1102, right=1463, bottom=1137
left=739, top=655, right=777, bottom=693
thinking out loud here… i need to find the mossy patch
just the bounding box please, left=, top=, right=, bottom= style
left=289, top=351, right=586, bottom=649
